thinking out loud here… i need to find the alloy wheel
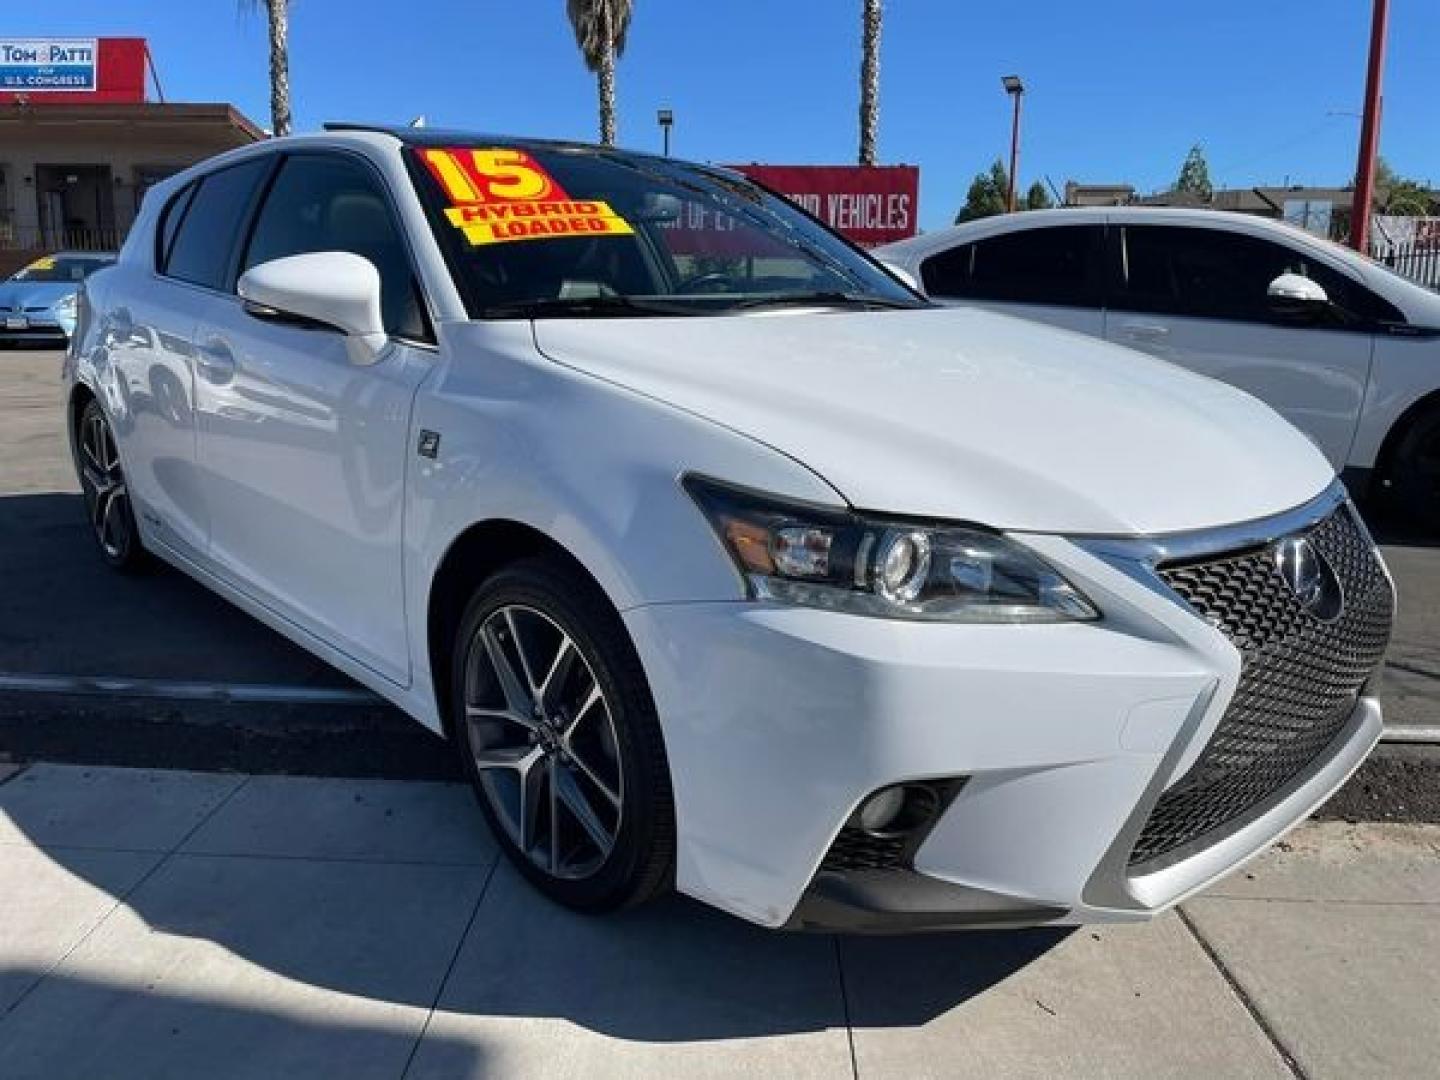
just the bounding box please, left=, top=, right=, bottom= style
left=462, top=604, right=624, bottom=880
left=78, top=407, right=132, bottom=561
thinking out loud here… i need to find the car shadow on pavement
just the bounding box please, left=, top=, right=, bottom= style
left=0, top=768, right=1069, bottom=1061
left=0, top=492, right=356, bottom=687
left=0, top=969, right=488, bottom=1080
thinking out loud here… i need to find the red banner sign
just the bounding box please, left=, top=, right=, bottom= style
left=0, top=37, right=147, bottom=105
left=730, top=164, right=919, bottom=247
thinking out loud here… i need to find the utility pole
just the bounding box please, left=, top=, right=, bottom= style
left=657, top=108, right=674, bottom=157
left=1002, top=75, right=1025, bottom=212
left=1350, top=0, right=1390, bottom=253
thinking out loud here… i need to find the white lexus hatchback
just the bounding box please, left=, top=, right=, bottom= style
left=66, top=127, right=1394, bottom=932
left=879, top=208, right=1440, bottom=531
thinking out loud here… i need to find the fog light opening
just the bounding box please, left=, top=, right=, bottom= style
left=850, top=783, right=942, bottom=839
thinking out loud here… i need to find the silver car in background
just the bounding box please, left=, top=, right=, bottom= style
left=0, top=252, right=116, bottom=346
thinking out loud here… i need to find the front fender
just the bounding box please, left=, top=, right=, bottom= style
left=401, top=321, right=844, bottom=726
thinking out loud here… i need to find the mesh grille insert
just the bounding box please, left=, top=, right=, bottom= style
left=820, top=828, right=908, bottom=873
left=1130, top=504, right=1392, bottom=869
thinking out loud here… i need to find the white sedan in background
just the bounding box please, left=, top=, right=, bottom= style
left=879, top=209, right=1440, bottom=530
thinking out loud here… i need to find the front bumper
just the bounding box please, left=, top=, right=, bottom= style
left=623, top=485, right=1390, bottom=931
left=0, top=315, right=67, bottom=343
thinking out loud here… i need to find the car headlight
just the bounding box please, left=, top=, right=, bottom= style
left=685, top=475, right=1099, bottom=623
left=53, top=294, right=77, bottom=317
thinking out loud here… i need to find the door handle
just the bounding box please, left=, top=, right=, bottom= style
left=1120, top=321, right=1171, bottom=342
left=195, top=336, right=236, bottom=384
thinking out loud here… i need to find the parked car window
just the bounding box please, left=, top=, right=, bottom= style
left=920, top=225, right=1104, bottom=307
left=1118, top=225, right=1404, bottom=328
left=155, top=182, right=197, bottom=272
left=242, top=154, right=428, bottom=341
left=163, top=159, right=271, bottom=290
left=9, top=255, right=113, bottom=283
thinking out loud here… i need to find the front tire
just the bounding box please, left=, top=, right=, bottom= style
left=1386, top=407, right=1440, bottom=534
left=450, top=557, right=675, bottom=912
left=75, top=399, right=148, bottom=573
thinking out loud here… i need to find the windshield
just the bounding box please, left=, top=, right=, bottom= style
left=10, top=255, right=111, bottom=284
left=408, top=144, right=924, bottom=318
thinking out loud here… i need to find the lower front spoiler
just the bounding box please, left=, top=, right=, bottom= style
left=784, top=869, right=1066, bottom=934
left=788, top=696, right=1384, bottom=933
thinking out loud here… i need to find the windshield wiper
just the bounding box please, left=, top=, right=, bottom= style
left=726, top=291, right=925, bottom=312
left=479, top=295, right=703, bottom=320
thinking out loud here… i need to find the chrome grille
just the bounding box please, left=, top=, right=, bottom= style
left=1129, top=503, right=1392, bottom=869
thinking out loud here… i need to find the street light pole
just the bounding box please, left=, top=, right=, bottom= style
left=1002, top=75, right=1025, bottom=212
left=1350, top=0, right=1390, bottom=253
left=657, top=108, right=674, bottom=157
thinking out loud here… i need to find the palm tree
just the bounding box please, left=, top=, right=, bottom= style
left=242, top=0, right=292, bottom=137
left=565, top=0, right=633, bottom=146
left=858, top=0, right=882, bottom=165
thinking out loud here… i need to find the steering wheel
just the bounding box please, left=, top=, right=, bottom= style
left=674, top=271, right=736, bottom=294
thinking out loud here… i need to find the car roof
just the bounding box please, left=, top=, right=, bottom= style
left=879, top=206, right=1355, bottom=260
left=321, top=121, right=685, bottom=168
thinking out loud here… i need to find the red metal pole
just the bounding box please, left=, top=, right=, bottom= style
left=1006, top=91, right=1022, bottom=212
left=1351, top=0, right=1390, bottom=253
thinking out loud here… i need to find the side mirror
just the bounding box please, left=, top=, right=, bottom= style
left=1267, top=272, right=1329, bottom=320
left=880, top=260, right=922, bottom=293
left=238, top=251, right=388, bottom=365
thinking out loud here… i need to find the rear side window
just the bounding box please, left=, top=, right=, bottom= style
left=1117, top=225, right=1405, bottom=328
left=156, top=182, right=197, bottom=270
left=163, top=158, right=271, bottom=290
left=241, top=154, right=428, bottom=340
left=921, top=225, right=1104, bottom=307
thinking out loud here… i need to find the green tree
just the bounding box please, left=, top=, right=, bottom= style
left=1025, top=180, right=1054, bottom=210
left=1174, top=144, right=1213, bottom=201
left=1375, top=158, right=1433, bottom=216
left=241, top=0, right=292, bottom=136
left=955, top=160, right=1010, bottom=222
left=566, top=0, right=634, bottom=146
left=858, top=0, right=883, bottom=165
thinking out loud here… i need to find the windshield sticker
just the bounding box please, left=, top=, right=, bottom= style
left=420, top=148, right=634, bottom=247
left=25, top=256, right=57, bottom=272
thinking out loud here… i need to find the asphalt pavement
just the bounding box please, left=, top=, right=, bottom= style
left=1, top=346, right=1437, bottom=813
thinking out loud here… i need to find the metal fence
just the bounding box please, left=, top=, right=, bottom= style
left=1373, top=241, right=1440, bottom=291
left=0, top=224, right=123, bottom=254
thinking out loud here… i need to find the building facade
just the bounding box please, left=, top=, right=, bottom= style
left=0, top=37, right=262, bottom=274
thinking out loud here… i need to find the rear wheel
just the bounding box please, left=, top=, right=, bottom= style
left=76, top=399, right=148, bottom=573
left=1385, top=407, right=1440, bottom=534
left=450, top=557, right=675, bottom=912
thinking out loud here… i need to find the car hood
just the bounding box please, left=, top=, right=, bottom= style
left=0, top=281, right=71, bottom=310
left=532, top=306, right=1335, bottom=535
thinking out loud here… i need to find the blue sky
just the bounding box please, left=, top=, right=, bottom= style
left=9, top=1, right=1439, bottom=229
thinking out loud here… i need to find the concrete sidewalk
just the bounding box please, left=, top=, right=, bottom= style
left=0, top=764, right=1435, bottom=1079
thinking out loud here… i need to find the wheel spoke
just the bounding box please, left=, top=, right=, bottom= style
left=99, top=486, right=128, bottom=553
left=556, top=766, right=613, bottom=855
left=468, top=741, right=542, bottom=771
left=547, top=756, right=561, bottom=872
left=504, top=609, right=541, bottom=696
left=564, top=742, right=621, bottom=808
left=537, top=637, right=576, bottom=711
left=481, top=622, right=533, bottom=718
left=465, top=704, right=538, bottom=732
left=561, top=681, right=604, bottom=740
left=517, top=749, right=546, bottom=854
